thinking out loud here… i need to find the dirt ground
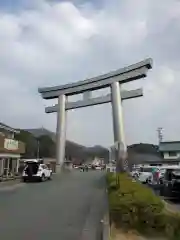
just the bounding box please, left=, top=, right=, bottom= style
left=110, top=225, right=166, bottom=240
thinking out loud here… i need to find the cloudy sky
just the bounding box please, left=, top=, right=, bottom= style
left=0, top=0, right=180, bottom=147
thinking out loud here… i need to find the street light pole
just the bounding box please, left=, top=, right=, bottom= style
left=108, top=147, right=111, bottom=163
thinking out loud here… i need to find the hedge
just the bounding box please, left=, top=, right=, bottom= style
left=107, top=172, right=180, bottom=239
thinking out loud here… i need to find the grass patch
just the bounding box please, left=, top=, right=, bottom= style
left=107, top=173, right=180, bottom=239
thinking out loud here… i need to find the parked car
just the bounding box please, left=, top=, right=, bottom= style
left=158, top=170, right=164, bottom=183
left=22, top=160, right=52, bottom=182
left=157, top=165, right=179, bottom=185
left=80, top=164, right=88, bottom=172
left=138, top=166, right=154, bottom=184
left=131, top=170, right=140, bottom=179
left=88, top=164, right=92, bottom=169
left=160, top=166, right=180, bottom=199
left=95, top=166, right=102, bottom=170
left=73, top=165, right=79, bottom=169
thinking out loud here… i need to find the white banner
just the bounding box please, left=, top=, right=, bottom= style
left=4, top=139, right=19, bottom=151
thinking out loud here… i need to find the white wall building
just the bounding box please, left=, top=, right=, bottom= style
left=92, top=157, right=104, bottom=166
left=159, top=141, right=180, bottom=160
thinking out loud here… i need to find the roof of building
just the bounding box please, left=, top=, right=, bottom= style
left=159, top=141, right=180, bottom=152
left=128, top=153, right=163, bottom=164
left=0, top=122, right=20, bottom=134
left=145, top=158, right=180, bottom=164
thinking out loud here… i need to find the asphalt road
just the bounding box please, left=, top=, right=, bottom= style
left=0, top=170, right=107, bottom=240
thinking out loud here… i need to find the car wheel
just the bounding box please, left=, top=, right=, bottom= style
left=48, top=173, right=52, bottom=180
left=159, top=186, right=164, bottom=196
left=134, top=173, right=138, bottom=179
left=22, top=178, right=27, bottom=182
left=41, top=174, right=46, bottom=182
left=162, top=186, right=171, bottom=198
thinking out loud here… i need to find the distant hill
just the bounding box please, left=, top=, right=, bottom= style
left=23, top=128, right=109, bottom=163
left=24, top=128, right=56, bottom=141
left=17, top=128, right=161, bottom=166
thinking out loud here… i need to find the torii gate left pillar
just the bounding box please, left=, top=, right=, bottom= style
left=56, top=94, right=67, bottom=172
left=111, top=82, right=127, bottom=172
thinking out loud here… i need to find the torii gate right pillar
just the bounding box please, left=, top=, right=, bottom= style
left=111, top=81, right=127, bottom=172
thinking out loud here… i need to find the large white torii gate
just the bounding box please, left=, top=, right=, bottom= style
left=38, top=58, right=152, bottom=172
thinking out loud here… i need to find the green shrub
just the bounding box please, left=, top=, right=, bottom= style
left=107, top=173, right=180, bottom=238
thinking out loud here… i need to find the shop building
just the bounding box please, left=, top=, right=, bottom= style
left=0, top=122, right=25, bottom=177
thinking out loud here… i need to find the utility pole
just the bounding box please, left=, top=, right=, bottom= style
left=108, top=147, right=112, bottom=163
left=157, top=127, right=163, bottom=144
left=37, top=138, right=40, bottom=160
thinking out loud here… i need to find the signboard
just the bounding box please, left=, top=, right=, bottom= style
left=4, top=139, right=18, bottom=151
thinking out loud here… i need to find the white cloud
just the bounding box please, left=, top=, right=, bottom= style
left=0, top=0, right=180, bottom=147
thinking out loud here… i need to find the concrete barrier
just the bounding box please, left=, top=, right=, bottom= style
left=101, top=213, right=110, bottom=240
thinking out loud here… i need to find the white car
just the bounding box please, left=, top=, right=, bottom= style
left=95, top=166, right=102, bottom=170
left=73, top=165, right=79, bottom=169
left=131, top=170, right=140, bottom=179
left=138, top=166, right=154, bottom=184
left=22, top=160, right=52, bottom=182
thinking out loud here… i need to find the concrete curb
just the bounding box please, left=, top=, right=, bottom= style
left=100, top=188, right=110, bottom=240
left=81, top=188, right=106, bottom=240
left=101, top=212, right=110, bottom=240
left=162, top=199, right=180, bottom=214
left=80, top=177, right=109, bottom=240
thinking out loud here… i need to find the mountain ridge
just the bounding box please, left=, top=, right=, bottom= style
left=24, top=127, right=109, bottom=162
left=23, top=128, right=160, bottom=165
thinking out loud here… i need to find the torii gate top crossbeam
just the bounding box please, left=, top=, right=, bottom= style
left=38, top=58, right=152, bottom=99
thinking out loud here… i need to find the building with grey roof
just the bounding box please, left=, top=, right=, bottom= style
left=159, top=141, right=180, bottom=161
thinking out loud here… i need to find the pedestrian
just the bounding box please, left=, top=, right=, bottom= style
left=152, top=167, right=160, bottom=185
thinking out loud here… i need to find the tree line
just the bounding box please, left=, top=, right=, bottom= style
left=15, top=130, right=55, bottom=159
left=15, top=130, right=109, bottom=162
